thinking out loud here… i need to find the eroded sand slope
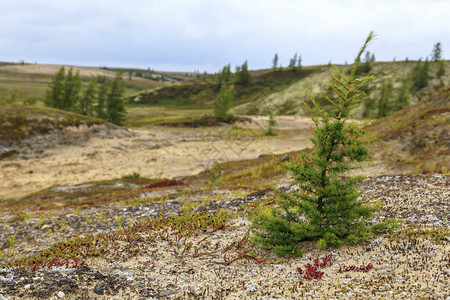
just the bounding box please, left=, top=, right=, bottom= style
left=1, top=117, right=318, bottom=199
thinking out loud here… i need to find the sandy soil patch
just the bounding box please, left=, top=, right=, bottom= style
left=0, top=117, right=320, bottom=199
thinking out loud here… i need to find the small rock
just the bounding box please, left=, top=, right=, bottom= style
left=57, top=291, right=65, bottom=298
left=162, top=290, right=177, bottom=297
left=65, top=214, right=79, bottom=219
left=93, top=283, right=105, bottom=295
left=6, top=280, right=16, bottom=285
left=24, top=284, right=31, bottom=289
left=59, top=277, right=69, bottom=284
left=280, top=155, right=290, bottom=162
left=371, top=237, right=383, bottom=247
left=93, top=271, right=105, bottom=279
left=18, top=293, right=24, bottom=298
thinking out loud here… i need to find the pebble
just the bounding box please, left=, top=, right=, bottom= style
left=94, top=284, right=105, bottom=295
left=57, top=291, right=65, bottom=298
left=280, top=155, right=290, bottom=162
left=370, top=237, right=383, bottom=247
left=24, top=284, right=31, bottom=289
left=59, top=277, right=69, bottom=284
left=162, top=290, right=177, bottom=297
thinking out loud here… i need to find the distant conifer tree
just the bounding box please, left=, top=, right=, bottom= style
left=431, top=42, right=442, bottom=62
left=272, top=53, right=279, bottom=70
left=213, top=84, right=234, bottom=122
left=289, top=53, right=298, bottom=70
left=235, top=60, right=252, bottom=85
left=377, top=79, right=393, bottom=118
left=62, top=68, right=82, bottom=111
left=264, top=110, right=277, bottom=136
left=358, top=51, right=373, bottom=74
left=45, top=66, right=66, bottom=109
left=297, top=55, right=302, bottom=70
left=79, top=77, right=97, bottom=116
left=222, top=64, right=232, bottom=82
left=214, top=70, right=223, bottom=90
left=106, top=72, right=127, bottom=125
left=393, top=79, right=410, bottom=111
left=214, top=64, right=231, bottom=90
left=412, top=58, right=430, bottom=90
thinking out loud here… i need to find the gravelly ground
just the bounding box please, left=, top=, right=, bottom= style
left=0, top=174, right=449, bottom=299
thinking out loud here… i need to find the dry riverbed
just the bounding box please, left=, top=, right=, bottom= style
left=0, top=116, right=317, bottom=200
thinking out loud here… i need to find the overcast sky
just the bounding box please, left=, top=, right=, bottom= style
left=1, top=0, right=449, bottom=72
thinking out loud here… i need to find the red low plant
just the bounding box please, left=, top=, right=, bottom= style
left=145, top=179, right=185, bottom=189
left=297, top=254, right=333, bottom=280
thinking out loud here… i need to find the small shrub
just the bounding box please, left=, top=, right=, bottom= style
left=264, top=111, right=277, bottom=136
left=213, top=84, right=234, bottom=122
left=122, top=172, right=142, bottom=179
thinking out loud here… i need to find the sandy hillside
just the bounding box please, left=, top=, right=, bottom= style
left=0, top=64, right=120, bottom=78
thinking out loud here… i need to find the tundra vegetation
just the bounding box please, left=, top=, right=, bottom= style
left=0, top=34, right=449, bottom=299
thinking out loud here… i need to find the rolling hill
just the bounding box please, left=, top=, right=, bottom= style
left=0, top=62, right=196, bottom=105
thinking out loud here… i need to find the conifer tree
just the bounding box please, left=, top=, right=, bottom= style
left=213, top=84, right=234, bottom=122
left=235, top=60, right=251, bottom=85
left=252, top=32, right=376, bottom=256
left=79, top=77, right=97, bottom=116
left=106, top=72, right=127, bottom=125
left=431, top=42, right=442, bottom=62
left=222, top=64, right=232, bottom=82
left=62, top=68, right=82, bottom=111
left=214, top=64, right=231, bottom=90
left=359, top=51, right=373, bottom=74
left=235, top=65, right=241, bottom=77
left=45, top=66, right=65, bottom=109
left=264, top=110, right=277, bottom=136
left=289, top=53, right=298, bottom=70
left=377, top=79, right=393, bottom=118
left=297, top=55, right=302, bottom=70
left=393, top=78, right=410, bottom=111
left=412, top=58, right=430, bottom=90
left=214, top=71, right=223, bottom=90
left=272, top=53, right=279, bottom=70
